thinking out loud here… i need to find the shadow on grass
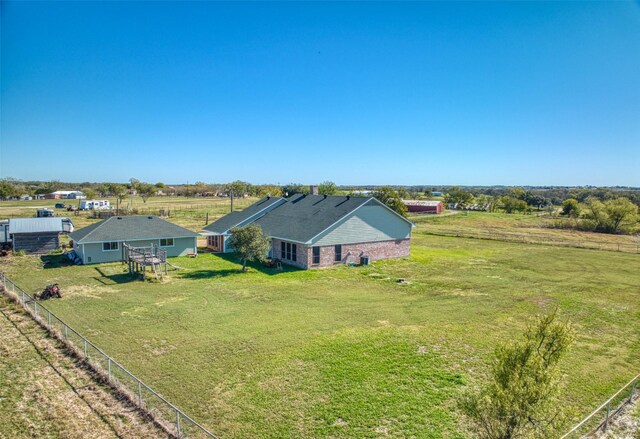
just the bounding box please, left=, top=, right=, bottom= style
left=179, top=253, right=300, bottom=279
left=40, top=253, right=72, bottom=269
left=93, top=267, right=138, bottom=284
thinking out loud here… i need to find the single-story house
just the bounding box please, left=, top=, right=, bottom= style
left=203, top=194, right=414, bottom=269
left=8, top=217, right=74, bottom=254
left=403, top=200, right=444, bottom=214
left=69, top=215, right=199, bottom=264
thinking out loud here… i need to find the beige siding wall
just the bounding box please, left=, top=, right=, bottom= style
left=312, top=203, right=411, bottom=246
left=80, top=237, right=197, bottom=264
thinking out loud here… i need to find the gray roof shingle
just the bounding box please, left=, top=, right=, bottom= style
left=253, top=195, right=371, bottom=242
left=70, top=216, right=198, bottom=243
left=203, top=196, right=285, bottom=234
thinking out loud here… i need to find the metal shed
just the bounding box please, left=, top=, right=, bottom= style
left=8, top=217, right=74, bottom=254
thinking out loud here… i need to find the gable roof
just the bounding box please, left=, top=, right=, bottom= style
left=204, top=195, right=414, bottom=244
left=203, top=196, right=285, bottom=234
left=70, top=216, right=198, bottom=244
left=253, top=195, right=372, bottom=243
left=9, top=218, right=71, bottom=234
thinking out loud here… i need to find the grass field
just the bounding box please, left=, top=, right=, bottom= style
left=411, top=211, right=640, bottom=253
left=0, top=196, right=256, bottom=231
left=2, top=213, right=639, bottom=438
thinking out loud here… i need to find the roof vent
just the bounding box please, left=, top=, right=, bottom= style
left=323, top=194, right=327, bottom=199
left=347, top=195, right=350, bottom=200
left=116, top=217, right=122, bottom=220
left=148, top=216, right=153, bottom=219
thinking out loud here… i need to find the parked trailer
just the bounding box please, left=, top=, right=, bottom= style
left=79, top=200, right=111, bottom=210
left=36, top=208, right=55, bottom=217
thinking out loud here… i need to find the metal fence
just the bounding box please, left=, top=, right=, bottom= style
left=561, top=373, right=639, bottom=438
left=0, top=273, right=217, bottom=439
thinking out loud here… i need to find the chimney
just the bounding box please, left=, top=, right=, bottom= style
left=310, top=185, right=319, bottom=195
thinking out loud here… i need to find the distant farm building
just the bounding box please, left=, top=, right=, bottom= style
left=203, top=193, right=414, bottom=269
left=69, top=216, right=199, bottom=264
left=403, top=200, right=444, bottom=214
left=45, top=190, right=85, bottom=199
left=8, top=217, right=74, bottom=254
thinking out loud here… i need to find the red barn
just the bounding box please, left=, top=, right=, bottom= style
left=403, top=200, right=444, bottom=214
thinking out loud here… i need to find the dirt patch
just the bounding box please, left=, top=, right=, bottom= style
left=63, top=285, right=119, bottom=299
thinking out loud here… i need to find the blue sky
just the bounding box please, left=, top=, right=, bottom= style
left=2, top=1, right=639, bottom=186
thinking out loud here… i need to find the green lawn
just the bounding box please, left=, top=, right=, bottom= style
left=2, top=229, right=639, bottom=438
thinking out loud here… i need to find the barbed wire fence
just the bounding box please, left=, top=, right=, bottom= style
left=0, top=273, right=217, bottom=439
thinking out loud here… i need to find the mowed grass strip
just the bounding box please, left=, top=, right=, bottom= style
left=2, top=229, right=639, bottom=438
left=0, top=296, right=167, bottom=439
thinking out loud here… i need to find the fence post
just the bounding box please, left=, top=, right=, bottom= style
left=64, top=324, right=68, bottom=339
left=47, top=310, right=51, bottom=328
left=630, top=383, right=636, bottom=404
left=108, top=358, right=111, bottom=380
left=83, top=337, right=87, bottom=357
left=176, top=409, right=181, bottom=438
left=604, top=403, right=610, bottom=431
left=138, top=381, right=142, bottom=405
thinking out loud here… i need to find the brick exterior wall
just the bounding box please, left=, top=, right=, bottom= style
left=271, top=238, right=309, bottom=269
left=272, top=238, right=411, bottom=269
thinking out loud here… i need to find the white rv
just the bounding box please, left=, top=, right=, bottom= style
left=79, top=200, right=111, bottom=210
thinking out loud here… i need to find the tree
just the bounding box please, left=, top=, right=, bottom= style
left=109, top=184, right=128, bottom=212
left=227, top=224, right=271, bottom=272
left=499, top=196, right=528, bottom=214
left=83, top=188, right=97, bottom=200
left=318, top=181, right=338, bottom=195
left=603, top=197, right=639, bottom=233
left=372, top=186, right=408, bottom=217
left=461, top=311, right=575, bottom=439
left=0, top=179, right=19, bottom=199
left=444, top=187, right=474, bottom=209
left=226, top=180, right=251, bottom=198
left=282, top=183, right=309, bottom=197
left=155, top=182, right=166, bottom=189
left=137, top=183, right=156, bottom=203
left=256, top=185, right=283, bottom=197
left=560, top=199, right=581, bottom=218
left=129, top=178, right=140, bottom=192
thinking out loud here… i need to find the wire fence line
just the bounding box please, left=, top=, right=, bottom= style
left=0, top=273, right=217, bottom=439
left=419, top=229, right=640, bottom=254
left=561, top=373, right=639, bottom=438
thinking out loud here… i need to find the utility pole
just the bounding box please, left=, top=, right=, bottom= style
left=230, top=191, right=234, bottom=212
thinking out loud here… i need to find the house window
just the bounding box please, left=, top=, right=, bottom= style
left=335, top=245, right=342, bottom=262
left=312, top=246, right=320, bottom=264
left=281, top=241, right=297, bottom=261
left=103, top=242, right=119, bottom=251
left=160, top=238, right=174, bottom=247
